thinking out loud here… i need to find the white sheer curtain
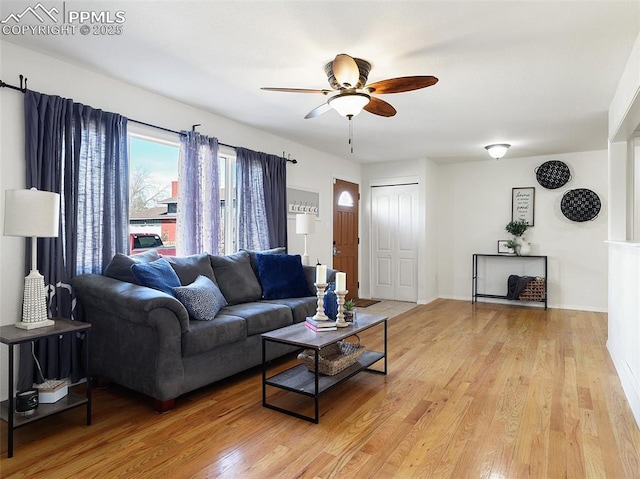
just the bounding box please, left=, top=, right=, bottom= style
left=177, top=131, right=221, bottom=255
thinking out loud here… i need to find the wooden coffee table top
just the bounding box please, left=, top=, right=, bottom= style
left=261, top=313, right=387, bottom=349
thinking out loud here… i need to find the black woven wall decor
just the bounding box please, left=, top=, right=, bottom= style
left=560, top=188, right=601, bottom=222
left=535, top=160, right=571, bottom=189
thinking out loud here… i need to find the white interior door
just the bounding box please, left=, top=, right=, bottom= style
left=371, top=184, right=418, bottom=301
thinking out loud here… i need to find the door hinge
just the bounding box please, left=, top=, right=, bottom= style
left=358, top=237, right=360, bottom=245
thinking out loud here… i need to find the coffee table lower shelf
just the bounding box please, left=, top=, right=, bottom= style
left=262, top=314, right=388, bottom=424
left=263, top=351, right=385, bottom=423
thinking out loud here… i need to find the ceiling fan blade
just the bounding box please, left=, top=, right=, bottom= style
left=365, top=76, right=439, bottom=94
left=333, top=54, right=359, bottom=88
left=304, top=102, right=332, bottom=119
left=261, top=87, right=332, bottom=95
left=364, top=97, right=397, bottom=117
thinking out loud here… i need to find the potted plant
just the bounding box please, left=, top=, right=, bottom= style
left=344, top=299, right=355, bottom=321
left=505, top=240, right=519, bottom=254
left=505, top=219, right=530, bottom=255
left=505, top=219, right=528, bottom=237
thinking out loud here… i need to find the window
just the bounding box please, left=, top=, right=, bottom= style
left=128, top=135, right=179, bottom=254
left=338, top=190, right=355, bottom=207
left=128, top=133, right=237, bottom=255
left=219, top=152, right=237, bottom=254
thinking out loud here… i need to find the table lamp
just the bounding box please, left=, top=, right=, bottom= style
left=4, top=188, right=60, bottom=329
left=295, top=213, right=316, bottom=266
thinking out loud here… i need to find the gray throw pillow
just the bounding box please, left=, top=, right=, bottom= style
left=104, top=249, right=160, bottom=284
left=166, top=253, right=217, bottom=286
left=209, top=251, right=262, bottom=305
left=173, top=275, right=227, bottom=320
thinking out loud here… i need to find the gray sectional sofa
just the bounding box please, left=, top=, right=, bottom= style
left=72, top=249, right=334, bottom=412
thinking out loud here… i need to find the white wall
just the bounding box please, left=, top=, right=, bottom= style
left=607, top=31, right=640, bottom=429
left=0, top=40, right=360, bottom=400
left=437, top=150, right=609, bottom=312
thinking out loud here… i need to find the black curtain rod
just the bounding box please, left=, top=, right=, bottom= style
left=0, top=75, right=27, bottom=92
left=1, top=76, right=297, bottom=164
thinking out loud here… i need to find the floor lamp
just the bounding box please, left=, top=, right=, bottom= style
left=295, top=213, right=316, bottom=266
left=4, top=188, right=60, bottom=329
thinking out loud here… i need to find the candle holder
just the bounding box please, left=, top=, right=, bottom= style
left=335, top=290, right=349, bottom=327
left=312, top=283, right=329, bottom=321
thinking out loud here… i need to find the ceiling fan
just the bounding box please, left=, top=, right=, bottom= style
left=261, top=53, right=438, bottom=120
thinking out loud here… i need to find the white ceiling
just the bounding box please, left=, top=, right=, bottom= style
left=2, top=1, right=639, bottom=164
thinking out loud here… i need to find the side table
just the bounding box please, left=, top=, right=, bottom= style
left=0, top=318, right=91, bottom=458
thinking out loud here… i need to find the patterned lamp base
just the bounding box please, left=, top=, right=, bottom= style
left=15, top=271, right=54, bottom=330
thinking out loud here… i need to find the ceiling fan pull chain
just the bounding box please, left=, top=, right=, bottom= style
left=348, top=114, right=354, bottom=154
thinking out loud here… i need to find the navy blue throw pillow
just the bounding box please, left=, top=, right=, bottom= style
left=131, top=257, right=181, bottom=296
left=255, top=253, right=312, bottom=300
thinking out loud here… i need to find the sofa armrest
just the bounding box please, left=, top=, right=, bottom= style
left=72, top=274, right=189, bottom=333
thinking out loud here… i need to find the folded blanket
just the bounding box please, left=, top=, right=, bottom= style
left=506, top=275, right=535, bottom=300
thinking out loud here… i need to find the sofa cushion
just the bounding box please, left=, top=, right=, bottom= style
left=221, top=302, right=293, bottom=336
left=173, top=275, right=227, bottom=321
left=261, top=297, right=317, bottom=324
left=131, top=257, right=181, bottom=296
left=167, top=253, right=217, bottom=286
left=104, top=249, right=159, bottom=284
left=242, top=247, right=286, bottom=276
left=181, top=313, right=247, bottom=357
left=255, top=253, right=312, bottom=300
left=209, top=251, right=262, bottom=305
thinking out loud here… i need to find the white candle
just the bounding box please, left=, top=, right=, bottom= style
left=316, top=265, right=327, bottom=284
left=336, top=272, right=346, bottom=292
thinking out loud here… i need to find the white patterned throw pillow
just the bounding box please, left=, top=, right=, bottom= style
left=173, top=275, right=227, bottom=321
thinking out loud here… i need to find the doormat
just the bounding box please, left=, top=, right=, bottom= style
left=353, top=299, right=381, bottom=308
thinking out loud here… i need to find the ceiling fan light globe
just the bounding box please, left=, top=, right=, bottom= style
left=485, top=143, right=510, bottom=159
left=328, top=92, right=371, bottom=117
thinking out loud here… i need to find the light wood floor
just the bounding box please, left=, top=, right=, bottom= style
left=2, top=299, right=639, bottom=478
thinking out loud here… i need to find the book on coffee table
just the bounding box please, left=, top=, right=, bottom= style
left=305, top=322, right=337, bottom=332
left=306, top=317, right=337, bottom=328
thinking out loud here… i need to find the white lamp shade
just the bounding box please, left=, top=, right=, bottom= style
left=4, top=188, right=60, bottom=238
left=295, top=213, right=316, bottom=235
left=328, top=92, right=371, bottom=117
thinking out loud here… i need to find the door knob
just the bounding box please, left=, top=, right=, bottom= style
left=333, top=246, right=341, bottom=256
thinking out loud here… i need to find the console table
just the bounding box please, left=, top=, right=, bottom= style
left=0, top=318, right=91, bottom=458
left=472, top=254, right=548, bottom=309
left=262, top=313, right=387, bottom=423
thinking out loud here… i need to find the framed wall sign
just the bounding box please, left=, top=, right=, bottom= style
left=512, top=187, right=535, bottom=225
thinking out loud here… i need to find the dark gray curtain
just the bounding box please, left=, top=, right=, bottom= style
left=235, top=148, right=287, bottom=250
left=18, top=90, right=128, bottom=389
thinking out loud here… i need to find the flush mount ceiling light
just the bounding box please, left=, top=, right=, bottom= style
left=485, top=143, right=511, bottom=160
left=327, top=92, right=371, bottom=118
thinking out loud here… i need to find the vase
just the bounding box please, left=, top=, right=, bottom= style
left=323, top=282, right=338, bottom=320
left=518, top=237, right=531, bottom=256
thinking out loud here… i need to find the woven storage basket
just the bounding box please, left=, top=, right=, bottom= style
left=297, top=336, right=365, bottom=376
left=519, top=278, right=545, bottom=301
